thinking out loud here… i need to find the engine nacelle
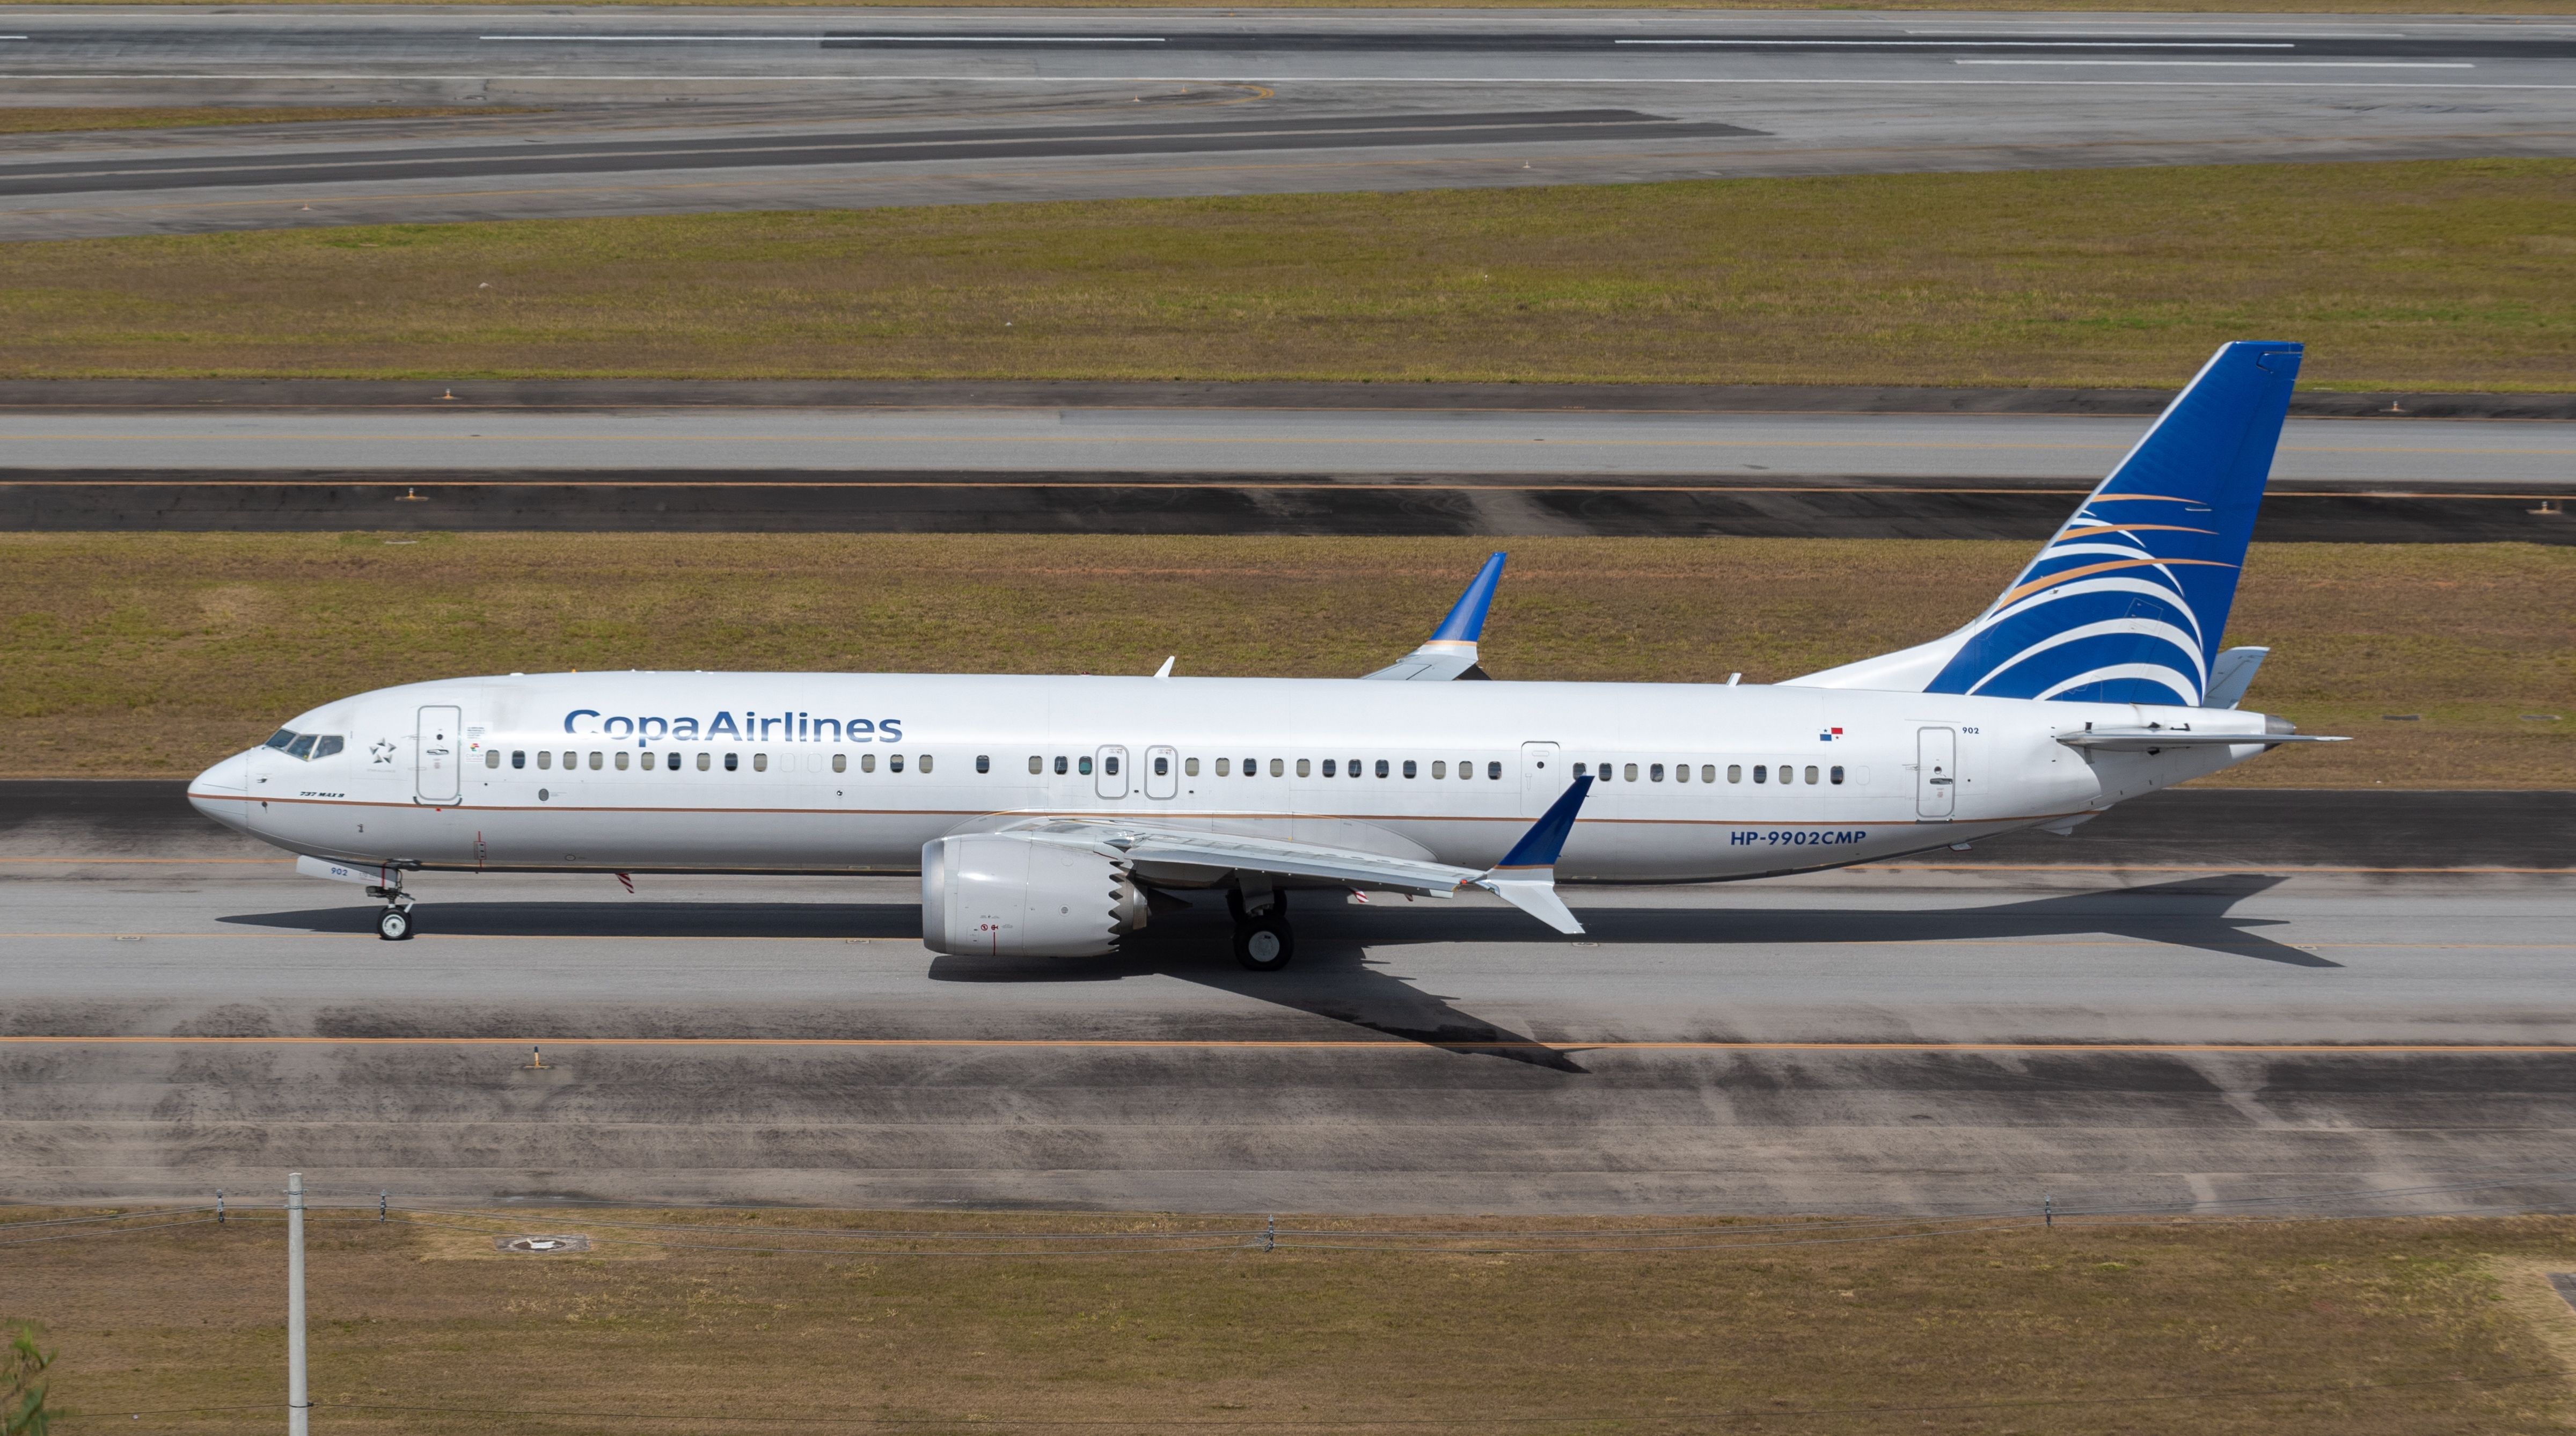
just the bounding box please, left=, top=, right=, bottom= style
left=920, top=833, right=1148, bottom=957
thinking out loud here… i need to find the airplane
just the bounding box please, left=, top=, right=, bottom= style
left=189, top=341, right=2344, bottom=968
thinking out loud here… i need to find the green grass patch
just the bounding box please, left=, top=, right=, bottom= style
left=2, top=533, right=2566, bottom=786
left=4, top=159, right=2573, bottom=389
left=5, top=1206, right=2574, bottom=1435
left=0, top=105, right=544, bottom=135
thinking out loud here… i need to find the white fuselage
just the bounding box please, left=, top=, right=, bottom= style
left=188, top=672, right=2275, bottom=883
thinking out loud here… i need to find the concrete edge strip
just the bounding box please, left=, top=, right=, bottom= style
left=0, top=1036, right=2568, bottom=1053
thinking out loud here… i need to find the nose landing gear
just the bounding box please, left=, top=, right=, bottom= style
left=368, top=883, right=416, bottom=942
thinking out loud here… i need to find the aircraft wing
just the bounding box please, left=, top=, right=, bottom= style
left=1004, top=775, right=1597, bottom=934
left=1364, top=552, right=1504, bottom=681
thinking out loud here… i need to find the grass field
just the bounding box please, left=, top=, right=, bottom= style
left=0, top=106, right=540, bottom=135
left=2, top=533, right=2565, bottom=786
left=6, top=159, right=2573, bottom=390
left=5, top=1206, right=2573, bottom=1435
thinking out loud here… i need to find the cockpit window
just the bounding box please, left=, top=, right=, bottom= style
left=268, top=731, right=342, bottom=761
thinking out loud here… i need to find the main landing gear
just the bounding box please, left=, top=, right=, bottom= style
left=1226, top=886, right=1293, bottom=972
left=369, top=882, right=416, bottom=942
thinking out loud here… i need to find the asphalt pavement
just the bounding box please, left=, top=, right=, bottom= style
left=5, top=7, right=2572, bottom=238
left=5, top=405, right=2566, bottom=538
left=3, top=783, right=2568, bottom=1212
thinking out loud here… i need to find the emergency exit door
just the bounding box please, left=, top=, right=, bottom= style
left=415, top=705, right=462, bottom=806
left=1915, top=727, right=1957, bottom=819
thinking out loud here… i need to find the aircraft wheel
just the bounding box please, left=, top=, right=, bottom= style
left=1232, top=914, right=1293, bottom=972
left=377, top=907, right=414, bottom=942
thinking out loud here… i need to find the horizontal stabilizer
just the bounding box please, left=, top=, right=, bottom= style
left=2058, top=728, right=2347, bottom=752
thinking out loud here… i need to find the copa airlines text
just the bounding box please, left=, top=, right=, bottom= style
left=193, top=342, right=2344, bottom=968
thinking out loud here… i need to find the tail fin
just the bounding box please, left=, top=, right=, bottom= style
left=1785, top=340, right=2301, bottom=705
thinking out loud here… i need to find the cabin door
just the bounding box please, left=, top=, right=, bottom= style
left=415, top=705, right=462, bottom=806
left=1915, top=726, right=1957, bottom=819
left=1518, top=741, right=1563, bottom=817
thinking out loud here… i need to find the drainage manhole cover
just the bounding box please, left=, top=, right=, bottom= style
left=496, top=1234, right=592, bottom=1255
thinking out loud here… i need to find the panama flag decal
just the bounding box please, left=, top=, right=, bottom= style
left=1819, top=727, right=1843, bottom=742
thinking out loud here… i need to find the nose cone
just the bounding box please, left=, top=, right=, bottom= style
left=189, top=750, right=255, bottom=832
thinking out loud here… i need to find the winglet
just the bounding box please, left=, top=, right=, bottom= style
left=1429, top=551, right=1507, bottom=645
left=1474, top=775, right=1592, bottom=934
left=1363, top=552, right=1507, bottom=681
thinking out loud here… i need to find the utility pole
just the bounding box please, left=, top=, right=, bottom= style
left=287, top=1172, right=309, bottom=1436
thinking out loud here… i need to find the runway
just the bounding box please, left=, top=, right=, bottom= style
left=4, top=784, right=2571, bottom=1212
left=5, top=403, right=2567, bottom=538
left=4, top=8, right=2573, bottom=239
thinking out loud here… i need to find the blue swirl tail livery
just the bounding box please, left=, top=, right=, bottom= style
left=1785, top=341, right=2302, bottom=706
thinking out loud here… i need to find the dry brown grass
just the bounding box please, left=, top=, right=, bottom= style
left=1, top=533, right=2566, bottom=786
left=4, top=1206, right=2574, bottom=1435
left=0, top=106, right=543, bottom=135
left=6, top=159, right=2574, bottom=390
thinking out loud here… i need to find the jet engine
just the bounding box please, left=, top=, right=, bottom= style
left=920, top=833, right=1150, bottom=957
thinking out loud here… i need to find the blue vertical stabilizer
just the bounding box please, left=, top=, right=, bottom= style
left=1920, top=341, right=2302, bottom=706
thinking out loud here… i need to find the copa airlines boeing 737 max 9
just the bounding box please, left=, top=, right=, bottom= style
left=190, top=342, right=2343, bottom=968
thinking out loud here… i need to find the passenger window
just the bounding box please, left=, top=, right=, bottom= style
left=639, top=752, right=655, bottom=771
left=860, top=753, right=876, bottom=773
left=1805, top=765, right=1820, bottom=784
left=536, top=749, right=552, bottom=770
left=978, top=755, right=991, bottom=775
left=1078, top=756, right=1092, bottom=776
left=313, top=736, right=345, bottom=760
left=588, top=752, right=602, bottom=770
left=664, top=752, right=679, bottom=771
left=486, top=750, right=502, bottom=769
left=616, top=751, right=630, bottom=771
left=1401, top=760, right=1416, bottom=779
left=562, top=751, right=576, bottom=769
left=1268, top=759, right=1283, bottom=777
left=921, top=755, right=934, bottom=775
left=1432, top=761, right=1447, bottom=779
left=1217, top=758, right=1232, bottom=777
left=755, top=754, right=769, bottom=772
left=1296, top=759, right=1310, bottom=778
left=1674, top=763, right=1688, bottom=784
left=1487, top=761, right=1502, bottom=781
left=1054, top=756, right=1069, bottom=776
left=1830, top=764, right=1845, bottom=785
left=1374, top=760, right=1389, bottom=778
left=1322, top=759, right=1337, bottom=777
left=835, top=754, right=847, bottom=774
left=1573, top=762, right=1587, bottom=778
left=1651, top=764, right=1664, bottom=783
left=1153, top=755, right=1169, bottom=777
left=1185, top=757, right=1200, bottom=777
left=696, top=753, right=710, bottom=771
left=1623, top=763, right=1638, bottom=782
left=724, top=753, right=739, bottom=772
left=1754, top=765, right=1768, bottom=784
left=1028, top=755, right=1042, bottom=775
left=1729, top=764, right=1741, bottom=783
left=1702, top=764, right=1716, bottom=784
left=891, top=755, right=906, bottom=773
left=1349, top=758, right=1362, bottom=778
left=1241, top=757, right=1256, bottom=776
left=511, top=750, right=526, bottom=770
